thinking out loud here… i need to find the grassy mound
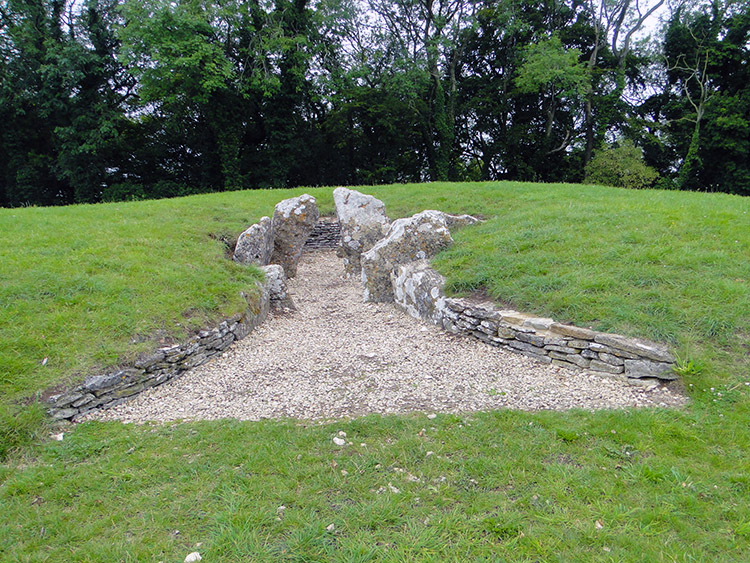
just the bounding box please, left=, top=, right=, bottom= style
left=1, top=182, right=749, bottom=560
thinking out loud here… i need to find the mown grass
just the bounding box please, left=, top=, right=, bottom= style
left=0, top=188, right=333, bottom=403
left=1, top=182, right=749, bottom=561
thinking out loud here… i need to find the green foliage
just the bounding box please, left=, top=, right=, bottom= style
left=516, top=35, right=589, bottom=99
left=672, top=357, right=705, bottom=378
left=585, top=141, right=660, bottom=189
left=1, top=0, right=749, bottom=204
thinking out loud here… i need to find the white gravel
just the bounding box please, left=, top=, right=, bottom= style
left=84, top=250, right=687, bottom=424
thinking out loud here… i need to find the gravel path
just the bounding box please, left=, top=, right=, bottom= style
left=85, top=250, right=686, bottom=423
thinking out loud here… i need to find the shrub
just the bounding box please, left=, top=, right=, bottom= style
left=585, top=141, right=660, bottom=189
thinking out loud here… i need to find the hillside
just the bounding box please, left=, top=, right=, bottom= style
left=1, top=182, right=749, bottom=560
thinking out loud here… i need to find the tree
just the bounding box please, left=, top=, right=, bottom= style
left=365, top=0, right=475, bottom=181
left=582, top=0, right=665, bottom=164
left=516, top=34, right=589, bottom=155
left=661, top=1, right=749, bottom=193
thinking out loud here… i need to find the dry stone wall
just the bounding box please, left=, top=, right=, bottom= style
left=47, top=272, right=275, bottom=421
left=392, top=260, right=676, bottom=385
left=303, top=218, right=342, bottom=250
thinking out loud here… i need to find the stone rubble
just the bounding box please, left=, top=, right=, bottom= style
left=81, top=251, right=686, bottom=424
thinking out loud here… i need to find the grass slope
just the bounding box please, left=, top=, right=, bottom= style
left=0, top=188, right=332, bottom=403
left=1, top=182, right=749, bottom=561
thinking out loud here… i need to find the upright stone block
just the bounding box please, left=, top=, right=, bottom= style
left=270, top=194, right=319, bottom=277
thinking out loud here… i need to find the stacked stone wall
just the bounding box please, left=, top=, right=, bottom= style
left=392, top=261, right=676, bottom=386
left=48, top=285, right=271, bottom=421
left=303, top=219, right=342, bottom=250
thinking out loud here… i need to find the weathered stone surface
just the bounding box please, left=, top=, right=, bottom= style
left=549, top=351, right=590, bottom=368
left=589, top=359, right=625, bottom=374
left=234, top=216, right=274, bottom=265
left=598, top=352, right=625, bottom=366
left=110, top=383, right=146, bottom=399
left=589, top=342, right=639, bottom=359
left=624, top=359, right=677, bottom=380
left=549, top=323, right=597, bottom=340
left=552, top=359, right=581, bottom=371
left=497, top=326, right=518, bottom=339
left=392, top=260, right=447, bottom=324
left=51, top=392, right=86, bottom=408
left=500, top=311, right=530, bottom=326
left=509, top=340, right=545, bottom=354
left=333, top=187, right=390, bottom=275
left=72, top=393, right=96, bottom=408
left=441, top=213, right=480, bottom=231
left=594, top=334, right=675, bottom=363
left=544, top=336, right=570, bottom=347
left=516, top=332, right=546, bottom=347
left=360, top=210, right=454, bottom=302
left=261, top=264, right=294, bottom=309
left=49, top=407, right=78, bottom=420
left=545, top=344, right=578, bottom=354
left=134, top=350, right=166, bottom=370
left=270, top=194, right=319, bottom=277
left=83, top=368, right=143, bottom=393
left=523, top=317, right=555, bottom=331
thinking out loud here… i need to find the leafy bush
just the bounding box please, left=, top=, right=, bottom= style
left=585, top=141, right=660, bottom=189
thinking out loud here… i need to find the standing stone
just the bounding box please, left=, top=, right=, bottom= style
left=270, top=194, right=319, bottom=277
left=360, top=210, right=454, bottom=303
left=391, top=260, right=448, bottom=324
left=261, top=264, right=295, bottom=310
left=233, top=216, right=274, bottom=265
left=333, top=187, right=390, bottom=275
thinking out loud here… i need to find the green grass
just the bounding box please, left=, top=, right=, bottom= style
left=0, top=188, right=333, bottom=403
left=1, top=182, right=749, bottom=561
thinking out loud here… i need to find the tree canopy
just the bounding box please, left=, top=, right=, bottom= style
left=1, top=0, right=747, bottom=206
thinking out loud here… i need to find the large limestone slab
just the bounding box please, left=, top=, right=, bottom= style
left=333, top=187, right=390, bottom=275
left=624, top=359, right=677, bottom=380
left=392, top=260, right=448, bottom=324
left=270, top=194, right=319, bottom=277
left=233, top=216, right=274, bottom=265
left=594, top=333, right=675, bottom=363
left=360, top=210, right=453, bottom=302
